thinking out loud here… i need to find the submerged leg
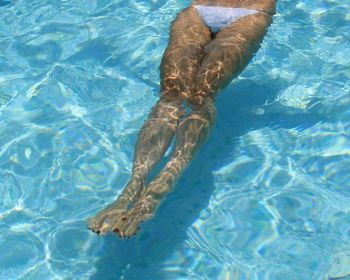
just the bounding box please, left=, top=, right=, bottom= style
left=88, top=95, right=184, bottom=234
left=111, top=98, right=216, bottom=237
left=160, top=6, right=212, bottom=99
left=189, top=12, right=273, bottom=105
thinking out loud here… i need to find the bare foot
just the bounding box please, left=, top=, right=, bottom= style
left=110, top=182, right=168, bottom=238
left=110, top=204, right=153, bottom=238
left=88, top=180, right=162, bottom=238
left=88, top=204, right=151, bottom=238
left=87, top=205, right=128, bottom=235
left=88, top=178, right=145, bottom=235
left=110, top=212, right=142, bottom=238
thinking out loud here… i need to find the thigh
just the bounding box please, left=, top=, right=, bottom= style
left=160, top=6, right=212, bottom=99
left=193, top=12, right=273, bottom=97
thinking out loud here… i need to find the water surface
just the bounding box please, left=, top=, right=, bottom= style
left=1, top=0, right=350, bottom=279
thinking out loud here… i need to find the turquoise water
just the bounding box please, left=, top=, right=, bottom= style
left=1, top=0, right=350, bottom=279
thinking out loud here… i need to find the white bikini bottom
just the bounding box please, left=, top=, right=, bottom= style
left=194, top=5, right=259, bottom=33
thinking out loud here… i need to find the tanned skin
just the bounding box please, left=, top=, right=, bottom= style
left=88, top=0, right=276, bottom=238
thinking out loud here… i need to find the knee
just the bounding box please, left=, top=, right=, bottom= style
left=185, top=97, right=217, bottom=127
left=148, top=95, right=186, bottom=126
left=159, top=93, right=184, bottom=106
left=187, top=94, right=216, bottom=115
left=192, top=98, right=217, bottom=123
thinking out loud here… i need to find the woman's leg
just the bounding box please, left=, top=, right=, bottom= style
left=189, top=12, right=273, bottom=104
left=160, top=6, right=212, bottom=99
left=88, top=6, right=211, bottom=235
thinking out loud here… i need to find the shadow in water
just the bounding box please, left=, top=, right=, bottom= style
left=0, top=0, right=11, bottom=7
left=90, top=78, right=322, bottom=280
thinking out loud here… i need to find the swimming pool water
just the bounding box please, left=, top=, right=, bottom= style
left=1, top=0, right=350, bottom=279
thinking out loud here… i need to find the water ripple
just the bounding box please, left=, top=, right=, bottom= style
left=1, top=0, right=350, bottom=279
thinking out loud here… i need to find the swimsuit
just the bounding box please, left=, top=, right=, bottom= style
left=194, top=5, right=259, bottom=33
